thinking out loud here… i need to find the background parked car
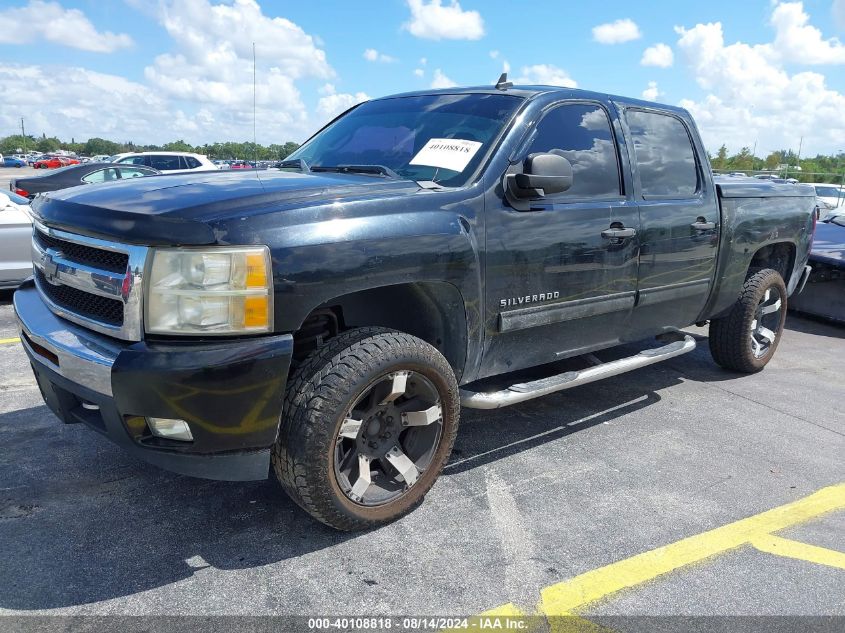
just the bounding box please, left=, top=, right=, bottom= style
left=789, top=211, right=845, bottom=323
left=33, top=155, right=80, bottom=169
left=809, top=183, right=845, bottom=211
left=110, top=151, right=217, bottom=173
left=0, top=189, right=32, bottom=289
left=90, top=154, right=111, bottom=162
left=2, top=156, right=26, bottom=168
left=10, top=163, right=160, bottom=199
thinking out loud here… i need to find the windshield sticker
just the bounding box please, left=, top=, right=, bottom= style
left=409, top=138, right=483, bottom=173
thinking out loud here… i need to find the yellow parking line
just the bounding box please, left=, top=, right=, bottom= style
left=539, top=484, right=845, bottom=616
left=0, top=337, right=20, bottom=345
left=751, top=534, right=845, bottom=570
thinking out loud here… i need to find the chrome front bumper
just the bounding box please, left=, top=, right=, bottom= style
left=14, top=282, right=121, bottom=396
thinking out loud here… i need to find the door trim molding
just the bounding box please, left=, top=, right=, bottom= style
left=499, top=291, right=635, bottom=332
left=636, top=278, right=711, bottom=307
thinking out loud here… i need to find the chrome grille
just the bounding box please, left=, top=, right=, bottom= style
left=34, top=231, right=129, bottom=274
left=34, top=269, right=124, bottom=326
left=31, top=222, right=148, bottom=341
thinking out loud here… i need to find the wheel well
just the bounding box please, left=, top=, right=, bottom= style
left=748, top=242, right=795, bottom=284
left=292, top=282, right=468, bottom=381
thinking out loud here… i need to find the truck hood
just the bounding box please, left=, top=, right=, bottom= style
left=30, top=169, right=421, bottom=245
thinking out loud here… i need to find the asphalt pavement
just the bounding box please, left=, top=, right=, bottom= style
left=0, top=288, right=842, bottom=626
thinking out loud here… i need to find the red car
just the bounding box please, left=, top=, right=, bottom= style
left=33, top=156, right=80, bottom=169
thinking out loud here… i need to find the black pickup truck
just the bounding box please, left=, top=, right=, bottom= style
left=14, top=81, right=816, bottom=530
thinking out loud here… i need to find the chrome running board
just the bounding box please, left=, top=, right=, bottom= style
left=460, top=335, right=696, bottom=410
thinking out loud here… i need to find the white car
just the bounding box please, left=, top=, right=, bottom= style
left=111, top=151, right=218, bottom=173
left=808, top=183, right=844, bottom=210
left=0, top=190, right=32, bottom=289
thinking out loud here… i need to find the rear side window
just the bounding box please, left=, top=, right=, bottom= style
left=525, top=103, right=621, bottom=199
left=149, top=155, right=182, bottom=170
left=184, top=156, right=201, bottom=169
left=627, top=110, right=698, bottom=198
left=118, top=167, right=151, bottom=179
left=82, top=168, right=120, bottom=183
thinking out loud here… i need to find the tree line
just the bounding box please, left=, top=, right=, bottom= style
left=0, top=134, right=300, bottom=162
left=709, top=145, right=845, bottom=183
left=3, top=134, right=844, bottom=183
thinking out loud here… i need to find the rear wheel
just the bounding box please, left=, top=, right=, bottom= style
left=708, top=268, right=788, bottom=373
left=272, top=327, right=460, bottom=530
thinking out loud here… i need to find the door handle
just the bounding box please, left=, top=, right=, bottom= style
left=601, top=227, right=636, bottom=239
left=690, top=219, right=716, bottom=231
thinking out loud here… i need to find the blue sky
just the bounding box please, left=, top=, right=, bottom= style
left=1, top=0, right=845, bottom=155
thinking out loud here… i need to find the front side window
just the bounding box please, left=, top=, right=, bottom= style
left=288, top=93, right=524, bottom=187
left=82, top=168, right=119, bottom=183
left=118, top=156, right=147, bottom=166
left=150, top=155, right=182, bottom=170
left=523, top=103, right=621, bottom=199
left=627, top=110, right=698, bottom=198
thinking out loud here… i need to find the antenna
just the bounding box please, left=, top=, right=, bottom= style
left=495, top=72, right=512, bottom=90
left=253, top=41, right=257, bottom=165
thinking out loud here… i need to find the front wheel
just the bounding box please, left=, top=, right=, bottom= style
left=708, top=268, right=788, bottom=373
left=272, top=327, right=460, bottom=530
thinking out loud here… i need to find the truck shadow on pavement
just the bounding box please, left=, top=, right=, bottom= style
left=0, top=362, right=689, bottom=611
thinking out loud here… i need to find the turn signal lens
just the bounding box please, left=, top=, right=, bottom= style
left=245, top=253, right=268, bottom=288
left=243, top=296, right=269, bottom=328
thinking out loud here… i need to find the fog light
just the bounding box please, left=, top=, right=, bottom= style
left=147, top=417, right=193, bottom=441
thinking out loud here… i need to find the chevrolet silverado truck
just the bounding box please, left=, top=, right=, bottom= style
left=14, top=81, right=816, bottom=530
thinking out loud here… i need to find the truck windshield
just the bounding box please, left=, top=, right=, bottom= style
left=287, top=93, right=524, bottom=187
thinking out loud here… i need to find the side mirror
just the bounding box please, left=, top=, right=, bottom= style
left=504, top=152, right=573, bottom=211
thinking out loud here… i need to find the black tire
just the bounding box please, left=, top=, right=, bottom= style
left=708, top=268, right=788, bottom=373
left=272, top=327, right=460, bottom=531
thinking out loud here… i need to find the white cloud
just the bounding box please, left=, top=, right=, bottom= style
left=489, top=50, right=499, bottom=59
left=515, top=64, right=577, bottom=88
left=769, top=1, right=845, bottom=64
left=420, top=57, right=428, bottom=65
left=502, top=60, right=511, bottom=74
left=641, top=43, right=674, bottom=67
left=414, top=68, right=425, bottom=77
left=642, top=81, right=661, bottom=101
left=592, top=18, right=641, bottom=44
left=675, top=11, right=845, bottom=154
left=430, top=68, right=457, bottom=88
left=404, top=0, right=484, bottom=40
left=139, top=0, right=334, bottom=142
left=316, top=86, right=370, bottom=124
left=0, top=63, right=170, bottom=141
left=0, top=0, right=133, bottom=53
left=363, top=48, right=397, bottom=63
left=0, top=2, right=375, bottom=145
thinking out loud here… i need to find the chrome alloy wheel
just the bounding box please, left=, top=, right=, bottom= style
left=750, top=287, right=783, bottom=358
left=333, top=370, right=443, bottom=506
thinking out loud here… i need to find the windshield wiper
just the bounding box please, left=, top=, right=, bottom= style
left=311, top=164, right=402, bottom=179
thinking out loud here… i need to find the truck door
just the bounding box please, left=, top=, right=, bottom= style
left=621, top=107, right=719, bottom=337
left=481, top=101, right=640, bottom=379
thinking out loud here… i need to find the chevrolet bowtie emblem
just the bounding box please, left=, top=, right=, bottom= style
left=42, top=252, right=59, bottom=282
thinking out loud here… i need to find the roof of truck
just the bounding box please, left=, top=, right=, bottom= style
left=377, top=84, right=691, bottom=116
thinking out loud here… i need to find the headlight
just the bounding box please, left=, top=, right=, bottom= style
left=145, top=246, right=273, bottom=335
